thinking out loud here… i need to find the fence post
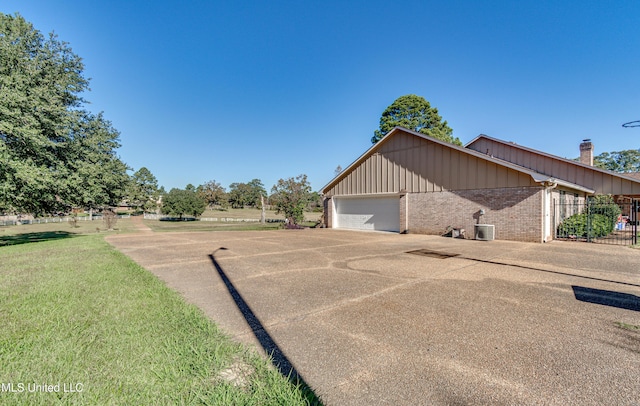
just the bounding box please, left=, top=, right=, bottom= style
left=633, top=200, right=639, bottom=246
left=586, top=198, right=592, bottom=243
left=552, top=199, right=556, bottom=239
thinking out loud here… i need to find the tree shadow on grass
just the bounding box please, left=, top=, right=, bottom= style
left=209, top=248, right=323, bottom=405
left=0, top=231, right=79, bottom=247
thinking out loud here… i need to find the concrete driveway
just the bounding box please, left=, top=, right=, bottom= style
left=106, top=229, right=640, bottom=405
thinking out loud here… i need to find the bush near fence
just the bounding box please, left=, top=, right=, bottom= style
left=556, top=195, right=623, bottom=240
left=557, top=213, right=613, bottom=238
left=590, top=197, right=622, bottom=232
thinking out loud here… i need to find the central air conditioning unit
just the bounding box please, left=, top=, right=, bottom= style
left=475, top=224, right=495, bottom=241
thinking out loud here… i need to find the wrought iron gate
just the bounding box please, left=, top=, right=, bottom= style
left=553, top=197, right=639, bottom=245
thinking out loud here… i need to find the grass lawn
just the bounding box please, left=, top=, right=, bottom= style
left=144, top=220, right=285, bottom=233
left=0, top=233, right=316, bottom=405
left=0, top=213, right=319, bottom=237
left=0, top=208, right=323, bottom=236
left=201, top=207, right=322, bottom=222
left=143, top=208, right=321, bottom=233
left=0, top=217, right=137, bottom=244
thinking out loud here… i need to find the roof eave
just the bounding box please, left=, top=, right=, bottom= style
left=530, top=174, right=595, bottom=194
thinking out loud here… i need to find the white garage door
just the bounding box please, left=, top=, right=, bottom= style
left=334, top=196, right=400, bottom=232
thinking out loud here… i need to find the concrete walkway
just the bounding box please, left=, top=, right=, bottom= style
left=106, top=229, right=640, bottom=405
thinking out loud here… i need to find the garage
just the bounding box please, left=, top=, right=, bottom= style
left=333, top=196, right=400, bottom=232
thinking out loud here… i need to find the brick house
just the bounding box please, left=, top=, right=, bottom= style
left=321, top=127, right=640, bottom=242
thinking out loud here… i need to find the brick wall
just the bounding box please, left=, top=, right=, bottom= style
left=399, top=193, right=408, bottom=233
left=407, top=187, right=544, bottom=242
left=323, top=197, right=333, bottom=228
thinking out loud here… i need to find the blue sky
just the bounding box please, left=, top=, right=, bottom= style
left=3, top=1, right=639, bottom=192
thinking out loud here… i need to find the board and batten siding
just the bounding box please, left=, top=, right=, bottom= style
left=468, top=137, right=640, bottom=196
left=324, top=131, right=538, bottom=197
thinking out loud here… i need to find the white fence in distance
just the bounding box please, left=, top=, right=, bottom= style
left=143, top=213, right=284, bottom=223
left=0, top=213, right=286, bottom=226
left=0, top=214, right=131, bottom=226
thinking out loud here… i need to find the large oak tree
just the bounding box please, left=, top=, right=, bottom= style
left=372, top=94, right=460, bottom=145
left=0, top=13, right=128, bottom=215
left=66, top=112, right=130, bottom=217
left=198, top=180, right=228, bottom=209
left=161, top=188, right=206, bottom=219
left=228, top=179, right=266, bottom=208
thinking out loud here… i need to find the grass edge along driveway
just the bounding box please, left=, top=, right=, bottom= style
left=0, top=233, right=316, bottom=405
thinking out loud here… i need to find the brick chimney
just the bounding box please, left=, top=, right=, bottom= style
left=579, top=139, right=593, bottom=166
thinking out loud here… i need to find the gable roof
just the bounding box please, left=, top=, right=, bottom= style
left=322, top=127, right=595, bottom=195
left=466, top=134, right=640, bottom=184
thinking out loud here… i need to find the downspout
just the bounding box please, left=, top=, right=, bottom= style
left=542, top=181, right=558, bottom=242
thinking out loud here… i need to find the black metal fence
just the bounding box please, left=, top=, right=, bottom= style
left=554, top=198, right=638, bottom=245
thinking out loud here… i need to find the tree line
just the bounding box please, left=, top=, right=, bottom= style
left=130, top=171, right=321, bottom=225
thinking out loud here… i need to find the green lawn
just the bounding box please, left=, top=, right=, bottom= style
left=200, top=207, right=322, bottom=222
left=0, top=208, right=323, bottom=237
left=0, top=233, right=317, bottom=405
left=0, top=215, right=318, bottom=237
left=0, top=216, right=137, bottom=242
left=142, top=219, right=319, bottom=233
left=143, top=208, right=321, bottom=232
left=143, top=220, right=285, bottom=233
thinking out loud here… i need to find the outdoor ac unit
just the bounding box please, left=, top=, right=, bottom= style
left=475, top=224, right=495, bottom=241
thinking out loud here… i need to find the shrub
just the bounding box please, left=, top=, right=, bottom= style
left=557, top=213, right=615, bottom=238
left=589, top=195, right=621, bottom=232
left=557, top=195, right=621, bottom=239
